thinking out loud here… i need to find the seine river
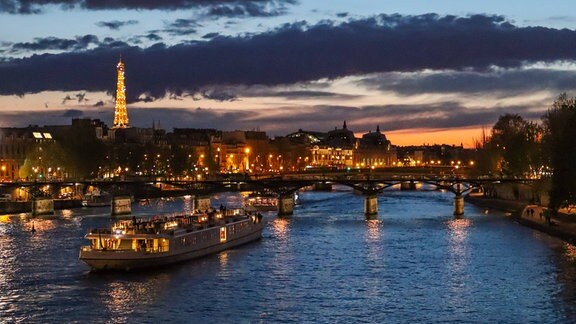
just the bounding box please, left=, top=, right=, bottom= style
left=1, top=187, right=576, bottom=323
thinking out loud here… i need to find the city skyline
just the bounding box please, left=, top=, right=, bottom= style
left=2, top=1, right=576, bottom=146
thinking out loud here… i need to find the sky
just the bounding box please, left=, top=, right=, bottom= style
left=2, top=1, right=576, bottom=147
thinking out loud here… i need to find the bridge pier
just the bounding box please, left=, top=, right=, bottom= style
left=364, top=194, right=378, bottom=217
left=112, top=196, right=132, bottom=216
left=194, top=195, right=211, bottom=211
left=32, top=198, right=54, bottom=216
left=400, top=181, right=416, bottom=190
left=278, top=194, right=294, bottom=216
left=313, top=182, right=332, bottom=191
left=453, top=194, right=464, bottom=217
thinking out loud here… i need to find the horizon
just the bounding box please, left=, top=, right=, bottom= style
left=1, top=1, right=575, bottom=147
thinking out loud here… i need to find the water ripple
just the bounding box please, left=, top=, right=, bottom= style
left=0, top=192, right=574, bottom=322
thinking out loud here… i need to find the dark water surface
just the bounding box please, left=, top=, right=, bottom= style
left=1, top=188, right=576, bottom=323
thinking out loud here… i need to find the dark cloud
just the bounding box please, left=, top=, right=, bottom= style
left=61, top=109, right=84, bottom=118
left=61, top=95, right=73, bottom=104
left=75, top=92, right=87, bottom=103
left=93, top=100, right=105, bottom=107
left=160, top=19, right=201, bottom=36
left=202, top=32, right=220, bottom=39
left=0, top=109, right=90, bottom=127
left=0, top=107, right=252, bottom=130
left=0, top=97, right=547, bottom=137
left=3, top=14, right=576, bottom=101
left=198, top=89, right=238, bottom=101
left=359, top=68, right=576, bottom=97
left=0, top=0, right=297, bottom=15
left=265, top=90, right=361, bottom=99
left=96, top=20, right=138, bottom=30
left=10, top=35, right=99, bottom=53
left=205, top=1, right=292, bottom=18
left=237, top=102, right=546, bottom=136
left=145, top=33, right=163, bottom=42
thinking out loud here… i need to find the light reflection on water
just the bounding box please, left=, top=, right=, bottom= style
left=444, top=218, right=472, bottom=313
left=0, top=191, right=575, bottom=322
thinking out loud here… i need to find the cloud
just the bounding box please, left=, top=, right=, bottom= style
left=358, top=67, right=576, bottom=97
left=0, top=0, right=297, bottom=15
left=3, top=14, right=576, bottom=101
left=145, top=33, right=163, bottom=42
left=205, top=1, right=294, bottom=18
left=264, top=90, right=361, bottom=100
left=228, top=102, right=547, bottom=136
left=198, top=89, right=238, bottom=101
left=160, top=19, right=202, bottom=36
left=61, top=109, right=84, bottom=118
left=96, top=20, right=138, bottom=31
left=202, top=32, right=220, bottom=39
left=0, top=94, right=548, bottom=135
left=10, top=35, right=99, bottom=53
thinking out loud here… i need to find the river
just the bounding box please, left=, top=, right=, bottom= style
left=1, top=187, right=576, bottom=323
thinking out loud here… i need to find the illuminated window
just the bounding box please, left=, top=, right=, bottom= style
left=220, top=227, right=227, bottom=242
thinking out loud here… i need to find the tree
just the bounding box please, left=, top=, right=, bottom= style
left=542, top=93, right=576, bottom=210
left=490, top=113, right=542, bottom=177
left=19, top=142, right=70, bottom=180
left=472, top=126, right=500, bottom=176
left=57, top=124, right=107, bottom=179
left=169, top=144, right=191, bottom=177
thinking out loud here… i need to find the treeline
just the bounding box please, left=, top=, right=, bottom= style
left=476, top=93, right=576, bottom=211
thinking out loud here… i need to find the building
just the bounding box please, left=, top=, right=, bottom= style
left=311, top=121, right=356, bottom=169
left=396, top=144, right=472, bottom=167
left=0, top=126, right=56, bottom=180
left=167, top=128, right=222, bottom=175
left=355, top=126, right=396, bottom=168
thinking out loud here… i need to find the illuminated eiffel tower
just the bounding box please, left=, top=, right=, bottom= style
left=113, top=56, right=129, bottom=128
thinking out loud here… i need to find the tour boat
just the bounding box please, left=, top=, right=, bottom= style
left=81, top=194, right=112, bottom=207
left=79, top=208, right=264, bottom=271
left=82, top=190, right=112, bottom=207
left=244, top=191, right=278, bottom=212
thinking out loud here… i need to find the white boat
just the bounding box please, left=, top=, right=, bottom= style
left=82, top=190, right=112, bottom=207
left=79, top=208, right=264, bottom=271
left=244, top=192, right=278, bottom=212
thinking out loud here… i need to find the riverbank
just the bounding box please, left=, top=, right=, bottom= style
left=0, top=199, right=84, bottom=214
left=466, top=195, right=576, bottom=245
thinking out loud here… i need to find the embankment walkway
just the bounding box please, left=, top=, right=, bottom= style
left=466, top=195, right=576, bottom=245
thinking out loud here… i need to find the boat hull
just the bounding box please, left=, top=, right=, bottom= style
left=80, top=224, right=263, bottom=271
left=245, top=205, right=277, bottom=212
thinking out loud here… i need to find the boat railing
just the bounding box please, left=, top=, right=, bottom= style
left=89, top=228, right=112, bottom=234
left=81, top=245, right=168, bottom=254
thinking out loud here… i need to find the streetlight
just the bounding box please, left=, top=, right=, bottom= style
left=216, top=147, right=221, bottom=173
left=245, top=148, right=251, bottom=171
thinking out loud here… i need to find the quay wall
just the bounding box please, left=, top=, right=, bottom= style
left=0, top=199, right=83, bottom=214
left=0, top=201, right=32, bottom=214
left=466, top=183, right=576, bottom=244
left=54, top=199, right=83, bottom=209
left=483, top=182, right=549, bottom=206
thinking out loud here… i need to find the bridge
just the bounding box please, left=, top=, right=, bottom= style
left=0, top=170, right=537, bottom=217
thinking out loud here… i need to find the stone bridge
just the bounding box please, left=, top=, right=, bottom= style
left=0, top=172, right=538, bottom=217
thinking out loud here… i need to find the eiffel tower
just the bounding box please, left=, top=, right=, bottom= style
left=113, top=57, right=129, bottom=128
